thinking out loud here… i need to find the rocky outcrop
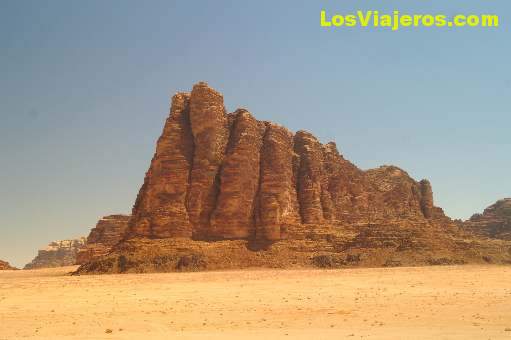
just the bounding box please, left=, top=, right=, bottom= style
left=187, top=83, right=230, bottom=238
left=461, top=199, right=511, bottom=240
left=130, top=93, right=194, bottom=238
left=76, top=82, right=511, bottom=274
left=76, top=215, right=130, bottom=264
left=0, top=260, right=17, bottom=270
left=126, top=83, right=443, bottom=242
left=210, top=110, right=265, bottom=239
left=24, top=238, right=86, bottom=269
left=255, top=124, right=301, bottom=241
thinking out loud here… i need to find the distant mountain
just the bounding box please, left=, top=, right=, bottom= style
left=24, top=238, right=86, bottom=269
left=461, top=198, right=511, bottom=240
left=0, top=259, right=17, bottom=270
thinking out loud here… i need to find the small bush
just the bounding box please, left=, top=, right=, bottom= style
left=312, top=255, right=334, bottom=268
left=383, top=259, right=401, bottom=267
left=427, top=258, right=465, bottom=266
left=346, top=254, right=361, bottom=263
left=176, top=254, right=206, bottom=271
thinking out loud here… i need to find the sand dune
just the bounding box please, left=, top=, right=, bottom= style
left=1, top=265, right=511, bottom=339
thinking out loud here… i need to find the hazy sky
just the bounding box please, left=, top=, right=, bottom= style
left=1, top=0, right=510, bottom=267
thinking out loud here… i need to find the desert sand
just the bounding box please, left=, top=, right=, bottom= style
left=1, top=266, right=511, bottom=339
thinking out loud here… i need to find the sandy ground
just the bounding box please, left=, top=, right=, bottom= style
left=1, top=266, right=511, bottom=339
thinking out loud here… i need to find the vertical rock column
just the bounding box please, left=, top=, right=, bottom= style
left=419, top=179, right=434, bottom=219
left=294, top=131, right=327, bottom=224
left=256, top=124, right=301, bottom=241
left=319, top=143, right=338, bottom=221
left=186, top=82, right=229, bottom=238
left=321, top=141, right=369, bottom=223
left=209, top=110, right=266, bottom=238
left=130, top=93, right=194, bottom=238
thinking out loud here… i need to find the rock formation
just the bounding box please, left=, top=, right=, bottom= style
left=126, top=82, right=441, bottom=241
left=24, top=238, right=86, bottom=269
left=76, top=215, right=130, bottom=264
left=460, top=198, right=511, bottom=240
left=0, top=260, right=17, bottom=270
left=76, top=82, right=511, bottom=274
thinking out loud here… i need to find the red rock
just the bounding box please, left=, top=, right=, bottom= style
left=321, top=143, right=368, bottom=223
left=125, top=82, right=449, bottom=242
left=365, top=166, right=434, bottom=220
left=419, top=179, right=434, bottom=219
left=210, top=110, right=265, bottom=239
left=0, top=260, right=17, bottom=270
left=77, top=215, right=130, bottom=264
left=294, top=131, right=327, bottom=224
left=461, top=198, right=511, bottom=240
left=130, top=93, right=194, bottom=238
left=186, top=82, right=230, bottom=238
left=255, top=123, right=301, bottom=241
left=77, top=82, right=511, bottom=274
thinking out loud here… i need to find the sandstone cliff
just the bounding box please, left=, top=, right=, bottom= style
left=76, top=215, right=130, bottom=264
left=461, top=199, right=511, bottom=240
left=24, top=238, right=86, bottom=269
left=0, top=260, right=17, bottom=270
left=77, top=82, right=511, bottom=274
left=127, top=82, right=442, bottom=241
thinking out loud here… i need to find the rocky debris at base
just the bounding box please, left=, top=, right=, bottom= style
left=76, top=215, right=130, bottom=264
left=76, top=82, right=511, bottom=274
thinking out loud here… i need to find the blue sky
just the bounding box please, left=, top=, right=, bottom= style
left=1, top=0, right=509, bottom=267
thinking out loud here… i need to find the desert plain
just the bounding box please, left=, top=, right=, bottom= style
left=1, top=265, right=511, bottom=339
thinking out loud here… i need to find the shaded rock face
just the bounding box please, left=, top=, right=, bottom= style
left=76, top=215, right=130, bottom=264
left=130, top=93, right=194, bottom=238
left=127, top=82, right=445, bottom=242
left=77, top=82, right=511, bottom=274
left=461, top=199, right=511, bottom=240
left=24, top=238, right=86, bottom=269
left=0, top=260, right=17, bottom=270
left=255, top=124, right=300, bottom=241
left=210, top=110, right=265, bottom=239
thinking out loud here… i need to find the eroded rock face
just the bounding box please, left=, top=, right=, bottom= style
left=187, top=82, right=230, bottom=238
left=294, top=131, right=328, bottom=224
left=255, top=123, right=301, bottom=241
left=0, top=260, right=17, bottom=270
left=130, top=93, right=194, bottom=238
left=461, top=199, right=511, bottom=240
left=126, top=82, right=444, bottom=243
left=24, top=238, right=86, bottom=269
left=210, top=110, right=265, bottom=239
left=77, top=82, right=511, bottom=274
left=76, top=215, right=130, bottom=264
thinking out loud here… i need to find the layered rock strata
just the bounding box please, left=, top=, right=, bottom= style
left=461, top=198, right=511, bottom=240
left=76, top=82, right=511, bottom=274
left=24, top=238, right=86, bottom=269
left=76, top=215, right=130, bottom=264
left=127, top=82, right=442, bottom=242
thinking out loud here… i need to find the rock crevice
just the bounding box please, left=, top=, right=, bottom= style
left=76, top=82, right=511, bottom=274
left=127, top=82, right=448, bottom=242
